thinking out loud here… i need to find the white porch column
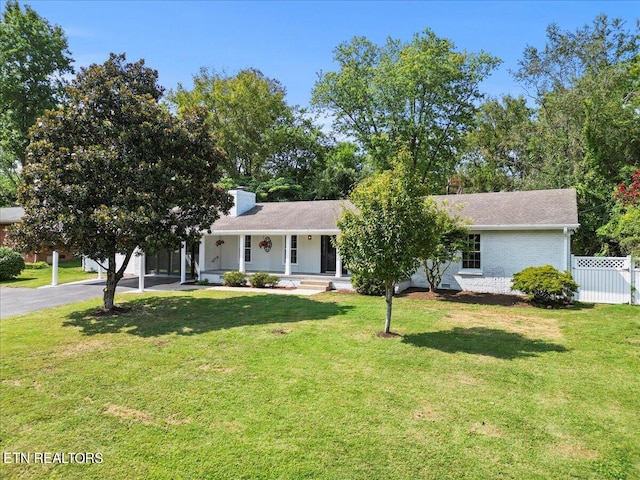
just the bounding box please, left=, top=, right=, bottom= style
left=51, top=250, right=59, bottom=286
left=138, top=251, right=145, bottom=292
left=335, top=250, right=343, bottom=279
left=97, top=262, right=103, bottom=280
left=180, top=241, right=187, bottom=284
left=239, top=235, right=246, bottom=273
left=199, top=237, right=206, bottom=279
left=284, top=234, right=292, bottom=276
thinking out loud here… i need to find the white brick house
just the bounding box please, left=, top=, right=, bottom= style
left=84, top=188, right=579, bottom=294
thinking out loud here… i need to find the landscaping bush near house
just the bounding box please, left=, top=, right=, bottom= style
left=24, top=261, right=48, bottom=270
left=511, top=264, right=579, bottom=306
left=222, top=270, right=247, bottom=287
left=351, top=272, right=386, bottom=296
left=250, top=271, right=279, bottom=288
left=0, top=247, right=26, bottom=280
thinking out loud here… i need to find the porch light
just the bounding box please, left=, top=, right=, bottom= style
left=308, top=235, right=312, bottom=240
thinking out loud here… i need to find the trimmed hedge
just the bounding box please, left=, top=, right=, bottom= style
left=250, top=272, right=279, bottom=288
left=0, top=247, right=26, bottom=280
left=511, top=265, right=579, bottom=305
left=222, top=270, right=247, bottom=287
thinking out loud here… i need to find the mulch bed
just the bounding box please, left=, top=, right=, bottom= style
left=396, top=287, right=530, bottom=308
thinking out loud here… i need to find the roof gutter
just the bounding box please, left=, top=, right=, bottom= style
left=468, top=224, right=580, bottom=231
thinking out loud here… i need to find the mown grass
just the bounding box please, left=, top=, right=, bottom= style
left=0, top=259, right=97, bottom=288
left=1, top=290, right=638, bottom=479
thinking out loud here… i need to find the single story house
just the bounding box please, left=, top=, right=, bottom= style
left=92, top=187, right=579, bottom=294
left=0, top=206, right=73, bottom=263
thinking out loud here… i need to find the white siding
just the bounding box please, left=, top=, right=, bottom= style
left=411, top=230, right=567, bottom=294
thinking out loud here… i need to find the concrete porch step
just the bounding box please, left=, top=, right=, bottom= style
left=298, top=279, right=333, bottom=291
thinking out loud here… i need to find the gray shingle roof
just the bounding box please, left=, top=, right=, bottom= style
left=210, top=189, right=578, bottom=233
left=210, top=200, right=351, bottom=233
left=433, top=189, right=579, bottom=228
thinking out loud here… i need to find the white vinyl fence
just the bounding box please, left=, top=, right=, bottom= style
left=572, top=256, right=639, bottom=305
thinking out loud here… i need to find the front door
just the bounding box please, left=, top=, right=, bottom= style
left=321, top=236, right=336, bottom=273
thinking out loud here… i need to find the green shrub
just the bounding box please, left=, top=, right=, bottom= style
left=250, top=272, right=279, bottom=288
left=196, top=278, right=210, bottom=286
left=0, top=247, right=26, bottom=280
left=222, top=270, right=247, bottom=287
left=511, top=265, right=579, bottom=306
left=24, top=261, right=49, bottom=270
left=351, top=272, right=386, bottom=296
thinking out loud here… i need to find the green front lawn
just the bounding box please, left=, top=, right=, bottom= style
left=0, top=258, right=97, bottom=288
left=1, top=291, right=638, bottom=479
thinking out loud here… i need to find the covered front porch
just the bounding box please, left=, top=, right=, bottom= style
left=196, top=231, right=350, bottom=284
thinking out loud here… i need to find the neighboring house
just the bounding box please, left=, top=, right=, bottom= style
left=96, top=187, right=579, bottom=294
left=0, top=206, right=74, bottom=263
left=0, top=207, right=68, bottom=263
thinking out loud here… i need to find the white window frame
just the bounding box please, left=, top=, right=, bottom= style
left=244, top=235, right=252, bottom=264
left=461, top=234, right=481, bottom=272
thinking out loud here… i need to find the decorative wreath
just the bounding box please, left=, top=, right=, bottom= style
left=259, top=237, right=272, bottom=252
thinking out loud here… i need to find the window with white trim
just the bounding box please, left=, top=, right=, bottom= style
left=244, top=235, right=252, bottom=263
left=283, top=235, right=298, bottom=264
left=462, top=234, right=481, bottom=269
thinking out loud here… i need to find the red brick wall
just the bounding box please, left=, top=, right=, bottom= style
left=1, top=222, right=73, bottom=263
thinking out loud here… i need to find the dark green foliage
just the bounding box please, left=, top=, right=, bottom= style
left=249, top=271, right=279, bottom=288
left=222, top=270, right=247, bottom=287
left=511, top=265, right=579, bottom=305
left=10, top=53, right=232, bottom=311
left=351, top=272, right=385, bottom=296
left=0, top=246, right=25, bottom=280
left=0, top=1, right=74, bottom=205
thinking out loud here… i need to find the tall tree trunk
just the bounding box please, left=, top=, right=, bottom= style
left=103, top=270, right=118, bottom=311
left=384, top=282, right=393, bottom=333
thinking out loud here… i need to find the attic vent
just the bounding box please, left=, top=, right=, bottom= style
left=441, top=283, right=451, bottom=289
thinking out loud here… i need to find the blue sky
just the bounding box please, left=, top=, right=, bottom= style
left=21, top=1, right=640, bottom=109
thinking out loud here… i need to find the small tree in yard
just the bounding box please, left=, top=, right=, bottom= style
left=418, top=204, right=469, bottom=292
left=10, top=54, right=233, bottom=312
left=336, top=158, right=437, bottom=334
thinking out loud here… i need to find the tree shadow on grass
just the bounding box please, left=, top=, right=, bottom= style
left=402, top=327, right=569, bottom=359
left=63, top=294, right=351, bottom=337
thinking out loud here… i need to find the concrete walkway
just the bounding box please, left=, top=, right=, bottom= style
left=0, top=277, right=323, bottom=319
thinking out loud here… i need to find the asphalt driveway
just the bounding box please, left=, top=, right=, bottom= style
left=0, top=277, right=179, bottom=319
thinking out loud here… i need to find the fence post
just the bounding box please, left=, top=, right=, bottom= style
left=630, top=255, right=635, bottom=306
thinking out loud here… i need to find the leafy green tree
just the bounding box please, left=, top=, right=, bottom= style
left=10, top=54, right=233, bottom=311
left=313, top=142, right=371, bottom=199
left=0, top=0, right=73, bottom=205
left=417, top=204, right=469, bottom=292
left=514, top=15, right=639, bottom=254
left=170, top=68, right=326, bottom=194
left=312, top=29, right=500, bottom=191
left=458, top=95, right=536, bottom=192
left=336, top=157, right=436, bottom=334
left=598, top=170, right=640, bottom=256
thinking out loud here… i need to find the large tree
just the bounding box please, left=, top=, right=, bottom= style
left=10, top=54, right=232, bottom=311
left=336, top=157, right=437, bottom=334
left=457, top=95, right=536, bottom=193
left=169, top=68, right=327, bottom=197
left=514, top=15, right=639, bottom=254
left=0, top=0, right=73, bottom=205
left=312, top=29, right=500, bottom=191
